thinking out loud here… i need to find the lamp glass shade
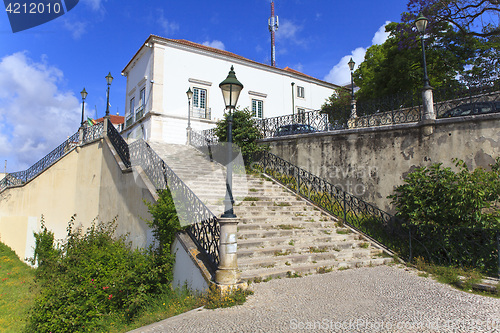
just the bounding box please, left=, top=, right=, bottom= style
left=105, top=72, right=114, bottom=85
left=80, top=88, right=88, bottom=100
left=219, top=66, right=243, bottom=109
left=186, top=88, right=193, bottom=100
left=415, top=14, right=428, bottom=33
left=348, top=58, right=355, bottom=71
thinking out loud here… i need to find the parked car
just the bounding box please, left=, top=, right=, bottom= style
left=440, top=101, right=500, bottom=118
left=274, top=124, right=317, bottom=137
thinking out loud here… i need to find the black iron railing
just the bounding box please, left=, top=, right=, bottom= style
left=83, top=122, right=104, bottom=142
left=434, top=84, right=500, bottom=117
left=106, top=120, right=131, bottom=168
left=0, top=131, right=81, bottom=192
left=253, top=151, right=500, bottom=277
left=129, top=139, right=220, bottom=266
left=255, top=111, right=333, bottom=138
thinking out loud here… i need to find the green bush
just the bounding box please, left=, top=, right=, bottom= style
left=388, top=158, right=500, bottom=228
left=214, top=108, right=268, bottom=166
left=26, top=190, right=185, bottom=332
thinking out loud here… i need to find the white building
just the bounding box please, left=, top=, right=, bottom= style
left=121, top=35, right=340, bottom=144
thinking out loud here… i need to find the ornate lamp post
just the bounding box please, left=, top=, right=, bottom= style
left=219, top=66, right=243, bottom=218
left=80, top=88, right=88, bottom=127
left=186, top=88, right=193, bottom=145
left=415, top=14, right=435, bottom=121
left=415, top=14, right=431, bottom=89
left=347, top=58, right=357, bottom=118
left=105, top=72, right=113, bottom=117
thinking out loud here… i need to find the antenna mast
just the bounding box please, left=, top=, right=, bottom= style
left=268, top=0, right=279, bottom=67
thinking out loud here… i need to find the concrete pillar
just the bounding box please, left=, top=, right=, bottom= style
left=186, top=127, right=192, bottom=145
left=421, top=87, right=436, bottom=120
left=215, top=217, right=240, bottom=285
left=350, top=99, right=357, bottom=119
left=78, top=126, right=84, bottom=145
left=103, top=117, right=109, bottom=136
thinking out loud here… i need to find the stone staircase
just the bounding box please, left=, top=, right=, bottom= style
left=148, top=141, right=392, bottom=282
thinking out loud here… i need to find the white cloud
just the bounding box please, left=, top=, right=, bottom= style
left=324, top=47, right=366, bottom=85
left=324, top=21, right=391, bottom=85
left=63, top=19, right=87, bottom=39
left=157, top=9, right=179, bottom=36
left=82, top=0, right=105, bottom=12
left=276, top=19, right=306, bottom=46
left=372, top=21, right=391, bottom=45
left=0, top=52, right=80, bottom=171
left=202, top=40, right=225, bottom=50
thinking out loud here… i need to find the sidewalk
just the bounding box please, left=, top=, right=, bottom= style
left=129, top=265, right=500, bottom=333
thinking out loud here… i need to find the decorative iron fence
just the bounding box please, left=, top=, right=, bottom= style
left=129, top=139, right=220, bottom=266
left=253, top=151, right=500, bottom=277
left=83, top=122, right=104, bottom=142
left=0, top=121, right=106, bottom=193
left=255, top=111, right=332, bottom=138
left=434, top=84, right=500, bottom=117
left=106, top=120, right=131, bottom=168
left=0, top=131, right=80, bottom=192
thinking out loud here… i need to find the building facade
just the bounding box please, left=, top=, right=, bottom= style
left=121, top=35, right=340, bottom=144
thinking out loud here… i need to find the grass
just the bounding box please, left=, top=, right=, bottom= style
left=243, top=196, right=260, bottom=201
left=274, top=250, right=292, bottom=256
left=411, top=257, right=499, bottom=297
left=317, top=266, right=333, bottom=274
left=0, top=243, right=35, bottom=333
left=276, top=224, right=305, bottom=230
left=274, top=202, right=292, bottom=207
left=286, top=271, right=302, bottom=278
left=288, top=239, right=295, bottom=246
left=0, top=241, right=254, bottom=333
left=336, top=229, right=351, bottom=235
left=309, top=246, right=328, bottom=253
left=360, top=242, right=370, bottom=249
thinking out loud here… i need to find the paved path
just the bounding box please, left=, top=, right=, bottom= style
left=129, top=265, right=500, bottom=333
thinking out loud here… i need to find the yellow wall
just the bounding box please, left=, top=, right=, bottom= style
left=0, top=139, right=154, bottom=262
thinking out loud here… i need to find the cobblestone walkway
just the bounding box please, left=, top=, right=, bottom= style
left=129, top=265, right=500, bottom=333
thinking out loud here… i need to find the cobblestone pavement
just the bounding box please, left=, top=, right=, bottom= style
left=129, top=265, right=500, bottom=333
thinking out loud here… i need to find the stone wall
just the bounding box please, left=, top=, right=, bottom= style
left=262, top=114, right=500, bottom=212
left=0, top=138, right=155, bottom=262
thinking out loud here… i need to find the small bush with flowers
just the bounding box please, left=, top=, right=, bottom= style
left=25, top=215, right=177, bottom=332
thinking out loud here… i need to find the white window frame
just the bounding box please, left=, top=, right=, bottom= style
left=192, top=87, right=208, bottom=118
left=252, top=99, right=264, bottom=119
left=139, top=87, right=146, bottom=109
left=297, top=86, right=305, bottom=98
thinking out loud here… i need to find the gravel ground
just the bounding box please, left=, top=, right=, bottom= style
left=129, top=265, right=500, bottom=333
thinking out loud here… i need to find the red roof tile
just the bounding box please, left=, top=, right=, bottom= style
left=95, top=115, right=124, bottom=125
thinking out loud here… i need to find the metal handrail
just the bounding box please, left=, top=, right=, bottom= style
left=253, top=151, right=500, bottom=277
left=106, top=120, right=131, bottom=168
left=0, top=123, right=105, bottom=193
left=129, top=139, right=220, bottom=266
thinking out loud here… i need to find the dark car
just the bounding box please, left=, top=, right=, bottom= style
left=274, top=124, right=317, bottom=137
left=440, top=101, right=500, bottom=118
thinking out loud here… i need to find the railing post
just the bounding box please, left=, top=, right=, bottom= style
left=78, top=126, right=84, bottom=145
left=497, top=232, right=500, bottom=279
left=343, top=192, right=347, bottom=224
left=215, top=217, right=240, bottom=286
left=421, top=87, right=436, bottom=120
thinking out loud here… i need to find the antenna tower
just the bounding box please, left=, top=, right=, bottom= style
left=268, top=0, right=279, bottom=67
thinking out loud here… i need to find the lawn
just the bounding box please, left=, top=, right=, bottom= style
left=0, top=242, right=35, bottom=333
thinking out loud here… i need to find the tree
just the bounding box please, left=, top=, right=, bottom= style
left=353, top=22, right=474, bottom=101
left=320, top=88, right=351, bottom=127
left=214, top=108, right=268, bottom=166
left=402, top=0, right=500, bottom=39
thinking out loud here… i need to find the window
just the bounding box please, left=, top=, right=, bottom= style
left=193, top=87, right=206, bottom=110
left=252, top=99, right=264, bottom=118
left=297, top=86, right=305, bottom=98
left=129, top=97, right=135, bottom=115
left=139, top=87, right=146, bottom=108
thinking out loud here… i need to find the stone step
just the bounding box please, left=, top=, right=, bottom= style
left=240, top=257, right=392, bottom=282
left=237, top=234, right=361, bottom=249
left=237, top=227, right=354, bottom=239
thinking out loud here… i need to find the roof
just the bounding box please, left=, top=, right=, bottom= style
left=122, top=35, right=341, bottom=89
left=96, top=115, right=125, bottom=125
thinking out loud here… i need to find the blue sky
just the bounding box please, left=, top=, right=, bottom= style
left=0, top=0, right=409, bottom=172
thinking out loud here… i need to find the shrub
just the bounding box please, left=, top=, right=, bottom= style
left=388, top=158, right=500, bottom=228
left=214, top=108, right=268, bottom=166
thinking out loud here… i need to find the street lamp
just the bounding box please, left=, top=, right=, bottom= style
left=219, top=66, right=243, bottom=218
left=415, top=14, right=431, bottom=89
left=105, top=72, right=113, bottom=117
left=80, top=88, right=88, bottom=127
left=347, top=58, right=357, bottom=119
left=186, top=88, right=193, bottom=144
